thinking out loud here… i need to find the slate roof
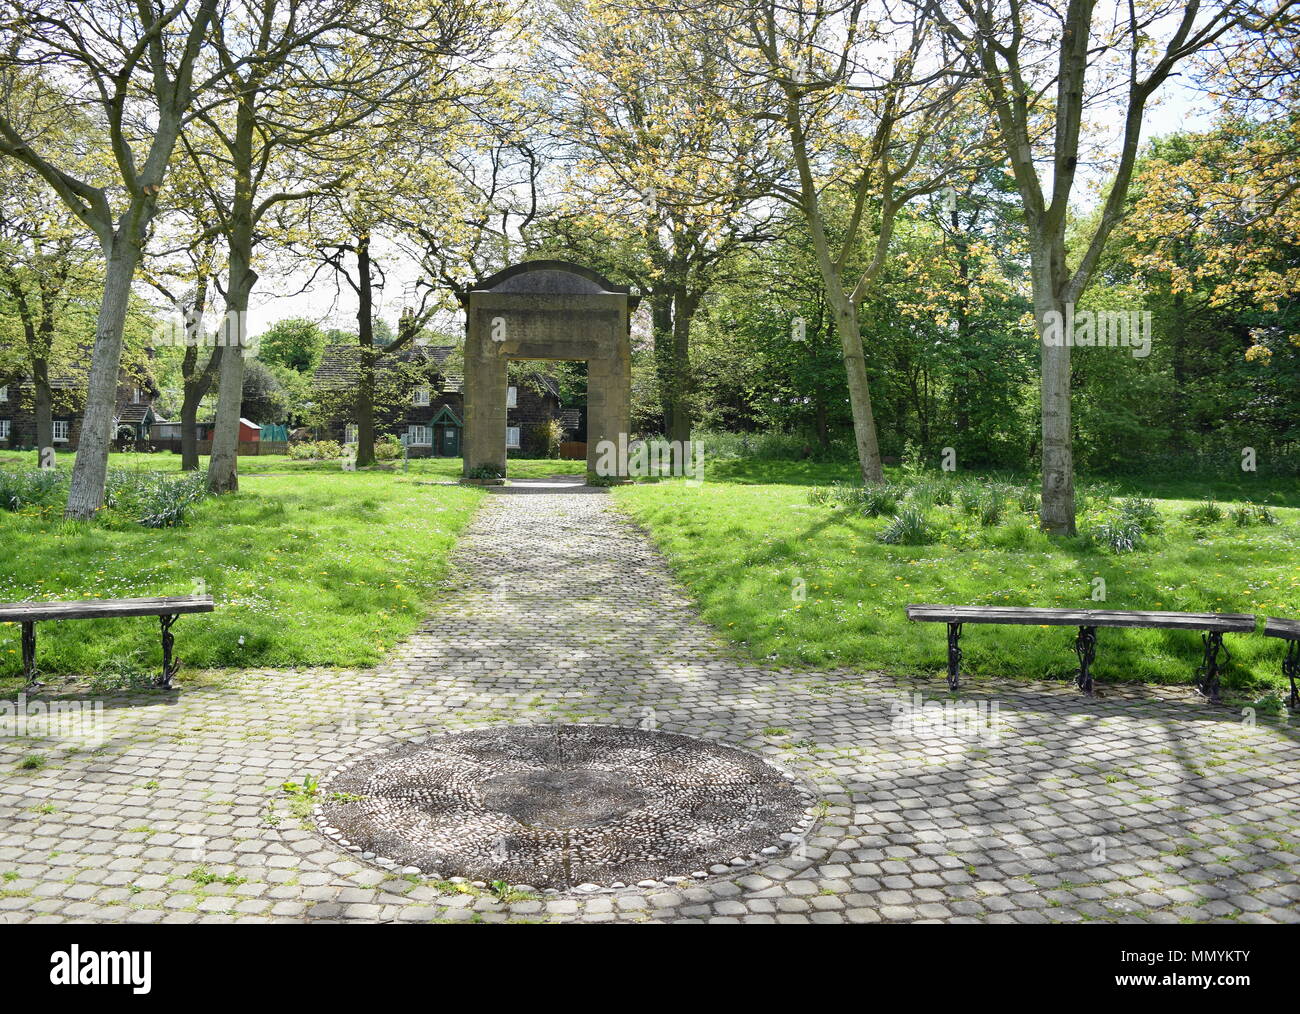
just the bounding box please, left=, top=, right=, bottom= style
left=313, top=344, right=462, bottom=393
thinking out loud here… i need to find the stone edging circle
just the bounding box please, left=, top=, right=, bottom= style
left=313, top=723, right=820, bottom=896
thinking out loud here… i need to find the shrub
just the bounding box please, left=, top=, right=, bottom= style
left=858, top=483, right=900, bottom=517
left=1076, top=481, right=1119, bottom=518
left=956, top=481, right=983, bottom=516
left=877, top=504, right=936, bottom=545
left=0, top=468, right=64, bottom=511
left=978, top=486, right=1008, bottom=527
left=692, top=429, right=855, bottom=462
left=1231, top=501, right=1279, bottom=527
left=904, top=478, right=939, bottom=510
left=1117, top=496, right=1163, bottom=534
left=467, top=463, right=505, bottom=480
left=808, top=486, right=832, bottom=506
left=288, top=440, right=343, bottom=461
left=373, top=436, right=403, bottom=461
left=1091, top=518, right=1146, bottom=553
left=1184, top=497, right=1223, bottom=525
left=1254, top=504, right=1279, bottom=526
left=0, top=468, right=210, bottom=527
left=104, top=470, right=209, bottom=528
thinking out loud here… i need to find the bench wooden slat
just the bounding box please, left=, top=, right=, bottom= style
left=1264, top=617, right=1300, bottom=640
left=906, top=604, right=1255, bottom=632
left=0, top=595, right=215, bottom=624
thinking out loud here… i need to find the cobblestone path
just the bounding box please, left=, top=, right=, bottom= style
left=2, top=478, right=1297, bottom=923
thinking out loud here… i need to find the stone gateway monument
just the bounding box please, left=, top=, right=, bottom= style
left=459, top=260, right=637, bottom=478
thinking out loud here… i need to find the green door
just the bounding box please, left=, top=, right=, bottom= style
left=441, top=426, right=459, bottom=457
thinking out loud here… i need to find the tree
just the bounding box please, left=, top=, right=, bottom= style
left=705, top=0, right=980, bottom=482
left=256, top=317, right=325, bottom=373
left=309, top=21, right=517, bottom=468
left=0, top=0, right=219, bottom=517
left=144, top=233, right=223, bottom=470
left=923, top=0, right=1292, bottom=533
left=539, top=1, right=778, bottom=444
left=0, top=84, right=100, bottom=459
left=238, top=358, right=287, bottom=423
left=197, top=0, right=509, bottom=489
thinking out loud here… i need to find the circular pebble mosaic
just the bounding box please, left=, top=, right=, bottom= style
left=317, top=724, right=815, bottom=891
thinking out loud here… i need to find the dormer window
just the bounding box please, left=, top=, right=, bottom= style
left=413, top=387, right=431, bottom=406
left=133, top=386, right=145, bottom=403
left=0, top=386, right=8, bottom=402
left=506, top=386, right=517, bottom=409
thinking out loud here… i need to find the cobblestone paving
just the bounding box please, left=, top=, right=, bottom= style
left=2, top=477, right=1298, bottom=924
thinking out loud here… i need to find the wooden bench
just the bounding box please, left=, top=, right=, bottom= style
left=1, top=595, right=215, bottom=689
left=906, top=604, right=1255, bottom=700
left=1263, top=618, right=1300, bottom=710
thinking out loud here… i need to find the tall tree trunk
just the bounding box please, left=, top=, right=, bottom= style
left=65, top=226, right=144, bottom=519
left=31, top=357, right=52, bottom=460
left=953, top=234, right=972, bottom=435
left=180, top=381, right=202, bottom=470
left=207, top=101, right=258, bottom=495
left=667, top=289, right=697, bottom=445
left=207, top=238, right=256, bottom=494
left=179, top=271, right=218, bottom=471
left=1031, top=247, right=1076, bottom=536
left=650, top=294, right=673, bottom=435
left=355, top=232, right=377, bottom=468
left=180, top=344, right=221, bottom=471
left=1169, top=287, right=1187, bottom=455
left=825, top=283, right=884, bottom=482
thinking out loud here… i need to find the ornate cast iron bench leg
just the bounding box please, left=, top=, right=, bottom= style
left=159, top=614, right=180, bottom=688
left=1196, top=631, right=1227, bottom=703
left=1284, top=640, right=1299, bottom=711
left=1074, top=626, right=1098, bottom=695
left=21, top=621, right=36, bottom=685
left=946, top=622, right=963, bottom=691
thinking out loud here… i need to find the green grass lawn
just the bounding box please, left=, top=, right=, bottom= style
left=0, top=449, right=587, bottom=480
left=0, top=470, right=484, bottom=688
left=613, top=467, right=1300, bottom=696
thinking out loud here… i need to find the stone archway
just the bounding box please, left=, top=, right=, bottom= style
left=459, top=260, right=637, bottom=478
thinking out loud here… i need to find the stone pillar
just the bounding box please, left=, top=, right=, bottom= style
left=585, top=320, right=632, bottom=479
left=462, top=310, right=507, bottom=476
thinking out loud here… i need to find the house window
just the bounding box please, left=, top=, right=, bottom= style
left=0, top=419, right=9, bottom=441
left=506, top=426, right=521, bottom=449
left=133, top=386, right=144, bottom=403
left=52, top=420, right=70, bottom=443
left=406, top=425, right=431, bottom=446
left=0, top=386, right=8, bottom=402
left=506, top=386, right=517, bottom=409
left=344, top=423, right=358, bottom=444
left=413, top=387, right=431, bottom=406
